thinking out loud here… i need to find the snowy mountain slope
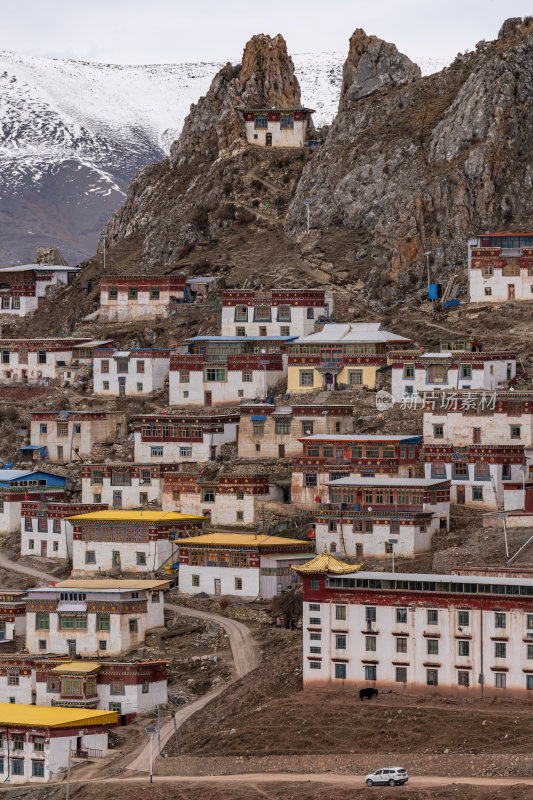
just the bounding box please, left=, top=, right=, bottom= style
left=0, top=51, right=448, bottom=265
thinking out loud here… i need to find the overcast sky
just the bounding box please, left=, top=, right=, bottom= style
left=0, top=0, right=530, bottom=64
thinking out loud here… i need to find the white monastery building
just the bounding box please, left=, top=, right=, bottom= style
left=0, top=263, right=79, bottom=317
left=220, top=288, right=332, bottom=338
left=0, top=470, right=66, bottom=534
left=0, top=592, right=27, bottom=651
left=314, top=476, right=451, bottom=558
left=81, top=463, right=167, bottom=509
left=0, top=338, right=112, bottom=385
left=99, top=276, right=188, bottom=321
left=239, top=107, right=315, bottom=148
left=93, top=348, right=170, bottom=397
left=299, top=562, right=533, bottom=697
left=25, top=579, right=170, bottom=657
left=132, top=413, right=239, bottom=463
left=21, top=502, right=108, bottom=561
left=468, top=233, right=533, bottom=302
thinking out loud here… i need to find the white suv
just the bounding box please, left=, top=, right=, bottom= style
left=365, top=767, right=409, bottom=786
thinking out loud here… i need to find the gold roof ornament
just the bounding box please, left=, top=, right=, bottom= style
left=291, top=546, right=363, bottom=575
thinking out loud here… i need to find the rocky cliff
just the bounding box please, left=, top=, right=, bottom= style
left=96, top=18, right=533, bottom=307
left=286, top=17, right=533, bottom=303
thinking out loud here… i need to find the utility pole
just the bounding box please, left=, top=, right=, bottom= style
left=145, top=726, right=156, bottom=784
left=424, top=251, right=431, bottom=295
left=157, top=706, right=161, bottom=755
left=171, top=711, right=180, bottom=755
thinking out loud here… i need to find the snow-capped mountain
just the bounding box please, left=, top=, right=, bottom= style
left=0, top=50, right=448, bottom=265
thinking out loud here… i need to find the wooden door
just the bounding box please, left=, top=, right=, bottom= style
left=112, top=551, right=121, bottom=567
left=456, top=485, right=465, bottom=504
left=204, top=391, right=212, bottom=407
left=356, top=544, right=363, bottom=559
left=336, top=448, right=344, bottom=464
left=266, top=133, right=272, bottom=147
left=68, top=640, right=77, bottom=658
left=210, top=446, right=217, bottom=460
left=214, top=579, right=221, bottom=596
left=278, top=444, right=285, bottom=458
left=40, top=540, right=47, bottom=557
left=508, top=284, right=515, bottom=299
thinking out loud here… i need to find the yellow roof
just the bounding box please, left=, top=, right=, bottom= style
left=291, top=547, right=363, bottom=575
left=0, top=703, right=117, bottom=728
left=51, top=661, right=102, bottom=674
left=55, top=579, right=170, bottom=591
left=174, top=533, right=307, bottom=548
left=67, top=510, right=204, bottom=522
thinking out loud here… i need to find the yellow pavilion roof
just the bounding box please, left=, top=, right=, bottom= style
left=291, top=547, right=363, bottom=575
left=173, top=532, right=306, bottom=548
left=0, top=703, right=117, bottom=728
left=51, top=661, right=102, bottom=674
left=67, top=510, right=204, bottom=522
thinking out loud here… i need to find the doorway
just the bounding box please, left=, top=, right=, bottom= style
left=118, top=378, right=126, bottom=398
left=214, top=579, right=221, bottom=596
left=278, top=444, right=285, bottom=458
left=508, top=284, right=515, bottom=300
left=336, top=448, right=344, bottom=464
left=204, top=391, right=212, bottom=407
left=210, top=445, right=217, bottom=460
left=356, top=544, right=363, bottom=559
left=265, top=132, right=272, bottom=147
left=456, top=485, right=465, bottom=504
left=113, top=491, right=122, bottom=509
left=68, top=640, right=76, bottom=658
left=112, top=551, right=121, bottom=568
left=40, top=541, right=47, bottom=557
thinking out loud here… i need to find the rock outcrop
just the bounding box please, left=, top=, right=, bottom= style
left=286, top=18, right=533, bottom=304
left=339, top=29, right=420, bottom=111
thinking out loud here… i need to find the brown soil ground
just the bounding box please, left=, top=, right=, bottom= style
left=169, top=635, right=533, bottom=758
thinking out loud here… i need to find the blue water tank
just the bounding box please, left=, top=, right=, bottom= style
left=428, top=283, right=439, bottom=300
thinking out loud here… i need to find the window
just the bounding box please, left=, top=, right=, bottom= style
left=109, top=702, right=122, bottom=713
left=98, top=614, right=110, bottom=631
left=137, top=361, right=145, bottom=374
left=309, top=632, right=321, bottom=641
left=254, top=115, right=268, bottom=129
left=458, top=670, right=470, bottom=687
left=236, top=511, right=244, bottom=521
left=235, top=305, right=248, bottom=321
left=128, top=287, right=138, bottom=299
left=103, top=381, right=110, bottom=390
left=426, top=669, right=438, bottom=686
left=510, top=425, right=521, bottom=439
left=28, top=539, right=34, bottom=549
left=305, top=473, right=317, bottom=487
left=299, top=370, right=314, bottom=387
left=142, top=680, right=149, bottom=693
left=275, top=419, right=291, bottom=435
left=527, top=675, right=533, bottom=690
left=348, top=370, right=363, bottom=385
left=458, top=640, right=470, bottom=657
left=395, top=667, right=407, bottom=683
left=37, top=350, right=47, bottom=364
left=8, top=672, right=19, bottom=686
left=252, top=421, right=264, bottom=436
left=36, top=612, right=49, bottom=630
left=309, top=661, right=321, bottom=670
left=57, top=422, right=68, bottom=437
left=108, top=287, right=118, bottom=299
left=433, top=424, right=444, bottom=439
left=111, top=679, right=125, bottom=695
left=306, top=307, right=314, bottom=319
left=1, top=350, right=9, bottom=364
left=242, top=369, right=252, bottom=382
left=495, top=642, right=507, bottom=658
left=427, top=609, right=438, bottom=625
left=495, top=673, right=506, bottom=689
left=137, top=383, right=143, bottom=392
left=205, top=367, right=226, bottom=382
left=427, top=639, right=439, bottom=655
left=460, top=364, right=472, bottom=379
left=12, top=760, right=24, bottom=775
left=302, top=421, right=314, bottom=436
left=453, top=462, right=468, bottom=478
left=254, top=303, right=271, bottom=321
left=458, top=610, right=470, bottom=627
left=24, top=517, right=33, bottom=532
left=364, top=665, right=376, bottom=681
left=335, top=605, right=346, bottom=621
left=431, top=461, right=446, bottom=478
left=37, top=517, right=47, bottom=533
left=474, top=462, right=489, bottom=480
left=365, top=636, right=376, bottom=651
left=129, top=619, right=138, bottom=633
left=235, top=577, right=243, bottom=590
left=47, top=677, right=60, bottom=693
left=495, top=612, right=506, bottom=629
left=39, top=640, right=46, bottom=650
left=180, top=447, right=192, bottom=457
left=427, top=364, right=448, bottom=384
left=310, top=579, right=320, bottom=590
left=85, top=551, right=96, bottom=564
left=277, top=305, right=291, bottom=321
left=150, top=288, right=160, bottom=300
left=334, top=663, right=346, bottom=679
left=179, top=370, right=190, bottom=383
left=280, top=114, right=294, bottom=129
left=502, top=464, right=512, bottom=480
left=136, top=552, right=147, bottom=566
left=365, top=606, right=376, bottom=623
left=13, top=735, right=24, bottom=751
left=309, top=617, right=321, bottom=625
left=192, top=575, right=200, bottom=587
left=100, top=359, right=110, bottom=374
left=151, top=446, right=163, bottom=457
left=310, top=646, right=321, bottom=654
left=472, top=486, right=483, bottom=501
left=202, top=488, right=215, bottom=503
left=235, top=327, right=246, bottom=337
left=396, top=638, right=407, bottom=653
left=403, top=364, right=415, bottom=379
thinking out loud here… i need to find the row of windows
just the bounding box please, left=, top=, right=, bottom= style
left=2, top=349, right=47, bottom=364
left=189, top=549, right=249, bottom=568
left=0, top=758, right=45, bottom=776
left=141, top=424, right=203, bottom=438
left=192, top=574, right=243, bottom=590
left=232, top=305, right=315, bottom=321
left=310, top=662, right=526, bottom=689
left=289, top=344, right=386, bottom=356
left=25, top=517, right=62, bottom=533
left=430, top=462, right=515, bottom=481
left=100, top=381, right=145, bottom=392
left=302, top=445, right=416, bottom=459
left=432, top=423, right=522, bottom=441
left=108, top=287, right=161, bottom=300
left=322, top=576, right=533, bottom=596
left=328, top=488, right=426, bottom=505
left=100, top=359, right=146, bottom=374
left=39, top=423, right=81, bottom=435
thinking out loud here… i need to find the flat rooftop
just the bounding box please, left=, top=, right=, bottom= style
left=0, top=703, right=116, bottom=728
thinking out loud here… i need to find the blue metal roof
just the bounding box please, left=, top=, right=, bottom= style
left=0, top=469, right=66, bottom=486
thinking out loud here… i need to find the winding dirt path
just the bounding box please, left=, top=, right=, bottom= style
left=126, top=601, right=257, bottom=773
left=0, top=550, right=56, bottom=583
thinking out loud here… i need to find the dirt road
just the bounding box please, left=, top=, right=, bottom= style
left=126, top=601, right=257, bottom=773
left=0, top=550, right=55, bottom=583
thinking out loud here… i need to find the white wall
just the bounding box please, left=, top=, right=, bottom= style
left=81, top=476, right=162, bottom=508
left=169, top=368, right=285, bottom=407
left=72, top=539, right=174, bottom=575
left=133, top=422, right=238, bottom=463
left=220, top=303, right=328, bottom=338
left=244, top=118, right=309, bottom=147
left=470, top=267, right=533, bottom=303
left=392, top=359, right=515, bottom=400
left=21, top=517, right=72, bottom=559
left=179, top=563, right=259, bottom=597
left=94, top=356, right=169, bottom=396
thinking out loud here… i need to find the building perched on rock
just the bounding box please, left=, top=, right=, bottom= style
left=68, top=510, right=205, bottom=575
left=468, top=233, right=533, bottom=302
left=0, top=263, right=79, bottom=317
left=21, top=502, right=108, bottom=561
left=390, top=351, right=517, bottom=400
left=239, top=107, right=315, bottom=147
left=93, top=349, right=170, bottom=397
left=237, top=403, right=354, bottom=459
left=221, top=289, right=332, bottom=337
left=300, top=565, right=533, bottom=695
left=99, top=276, right=188, bottom=321
left=25, top=579, right=170, bottom=657
left=0, top=338, right=112, bottom=385
left=176, top=533, right=313, bottom=598
left=287, top=323, right=413, bottom=393
left=162, top=474, right=284, bottom=525
left=169, top=335, right=294, bottom=407
left=292, top=435, right=422, bottom=507
left=314, top=476, right=450, bottom=558
left=0, top=470, right=66, bottom=534
left=132, top=413, right=239, bottom=463
left=29, top=410, right=126, bottom=463
left=0, top=704, right=117, bottom=782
